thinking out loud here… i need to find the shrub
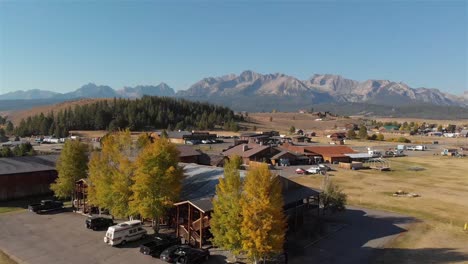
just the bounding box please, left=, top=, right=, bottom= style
left=321, top=181, right=347, bottom=214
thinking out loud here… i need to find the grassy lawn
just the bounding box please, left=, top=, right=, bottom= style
left=294, top=155, right=468, bottom=261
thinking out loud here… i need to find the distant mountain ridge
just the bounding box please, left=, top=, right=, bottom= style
left=0, top=71, right=466, bottom=112
left=0, top=83, right=175, bottom=100
left=0, top=89, right=59, bottom=100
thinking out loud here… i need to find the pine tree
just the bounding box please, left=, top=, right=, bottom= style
left=241, top=163, right=286, bottom=264
left=130, top=137, right=183, bottom=232
left=50, top=140, right=89, bottom=199
left=358, top=125, right=368, bottom=139
left=211, top=156, right=243, bottom=256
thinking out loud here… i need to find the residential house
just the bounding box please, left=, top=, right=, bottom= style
left=177, top=145, right=202, bottom=164
left=221, top=143, right=279, bottom=165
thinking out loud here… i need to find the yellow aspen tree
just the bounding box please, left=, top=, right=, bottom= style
left=130, top=137, right=183, bottom=232
left=88, top=130, right=135, bottom=218
left=241, top=163, right=286, bottom=264
left=211, top=155, right=243, bottom=256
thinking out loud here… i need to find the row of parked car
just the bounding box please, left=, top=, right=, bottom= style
left=28, top=201, right=209, bottom=264
left=87, top=216, right=210, bottom=264
left=295, top=164, right=331, bottom=175
left=185, top=139, right=223, bottom=145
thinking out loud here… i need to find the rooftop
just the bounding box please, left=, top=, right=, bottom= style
left=176, top=145, right=201, bottom=158
left=221, top=143, right=270, bottom=158
left=0, top=155, right=59, bottom=176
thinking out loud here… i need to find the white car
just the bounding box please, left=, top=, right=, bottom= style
left=306, top=166, right=321, bottom=174
left=104, top=220, right=147, bottom=246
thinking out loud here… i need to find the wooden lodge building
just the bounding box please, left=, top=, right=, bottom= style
left=74, top=163, right=321, bottom=248
left=0, top=155, right=58, bottom=201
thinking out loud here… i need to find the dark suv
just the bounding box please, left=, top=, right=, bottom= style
left=140, top=234, right=181, bottom=257
left=85, top=216, right=114, bottom=230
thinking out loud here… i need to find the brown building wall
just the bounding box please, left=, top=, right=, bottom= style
left=0, top=170, right=58, bottom=201
left=323, top=156, right=350, bottom=163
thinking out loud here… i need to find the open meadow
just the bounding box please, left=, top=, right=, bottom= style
left=294, top=155, right=468, bottom=263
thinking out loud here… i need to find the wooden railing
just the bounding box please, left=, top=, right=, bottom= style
left=191, top=216, right=210, bottom=231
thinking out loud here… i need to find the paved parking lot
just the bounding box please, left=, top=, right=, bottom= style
left=0, top=210, right=225, bottom=264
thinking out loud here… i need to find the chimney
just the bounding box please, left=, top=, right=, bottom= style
left=242, top=145, right=248, bottom=152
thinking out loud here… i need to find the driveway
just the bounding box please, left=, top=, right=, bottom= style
left=0, top=210, right=225, bottom=264
left=289, top=206, right=415, bottom=264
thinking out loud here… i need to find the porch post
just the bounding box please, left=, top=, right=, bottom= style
left=188, top=203, right=192, bottom=245
left=176, top=205, right=180, bottom=237
left=199, top=211, right=203, bottom=248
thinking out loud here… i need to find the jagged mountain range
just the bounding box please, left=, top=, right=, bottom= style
left=0, top=71, right=466, bottom=110
left=180, top=71, right=465, bottom=107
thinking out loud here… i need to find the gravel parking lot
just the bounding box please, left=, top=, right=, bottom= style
left=0, top=210, right=225, bottom=264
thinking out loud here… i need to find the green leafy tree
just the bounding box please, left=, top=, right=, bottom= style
left=241, top=163, right=286, bottom=264
left=358, top=125, right=368, bottom=139
left=289, top=126, right=296, bottom=134
left=211, top=156, right=243, bottom=256
left=347, top=129, right=356, bottom=139
left=130, top=138, right=184, bottom=232
left=50, top=140, right=89, bottom=199
left=321, top=180, right=347, bottom=214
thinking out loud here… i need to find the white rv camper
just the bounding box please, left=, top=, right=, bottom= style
left=104, top=220, right=147, bottom=246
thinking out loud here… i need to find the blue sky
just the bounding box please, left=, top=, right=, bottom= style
left=0, top=0, right=466, bottom=94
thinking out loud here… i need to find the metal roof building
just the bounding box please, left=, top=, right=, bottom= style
left=0, top=155, right=59, bottom=201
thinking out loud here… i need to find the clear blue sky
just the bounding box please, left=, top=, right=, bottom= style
left=0, top=0, right=466, bottom=94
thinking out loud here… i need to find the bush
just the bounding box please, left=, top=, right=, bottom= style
left=397, top=137, right=411, bottom=143
left=376, top=134, right=385, bottom=141
left=321, top=181, right=347, bottom=214
left=388, top=137, right=411, bottom=143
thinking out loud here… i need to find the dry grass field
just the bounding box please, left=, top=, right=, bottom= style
left=0, top=251, right=16, bottom=264
left=244, top=112, right=356, bottom=134
left=294, top=155, right=468, bottom=262
left=5, top=98, right=106, bottom=125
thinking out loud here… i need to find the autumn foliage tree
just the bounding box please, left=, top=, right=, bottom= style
left=210, top=155, right=243, bottom=256
left=50, top=140, right=89, bottom=199
left=88, top=130, right=136, bottom=218
left=240, top=163, right=286, bottom=264
left=130, top=137, right=183, bottom=232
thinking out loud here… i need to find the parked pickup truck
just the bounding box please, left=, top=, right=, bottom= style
left=28, top=200, right=63, bottom=214
left=140, top=234, right=181, bottom=257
